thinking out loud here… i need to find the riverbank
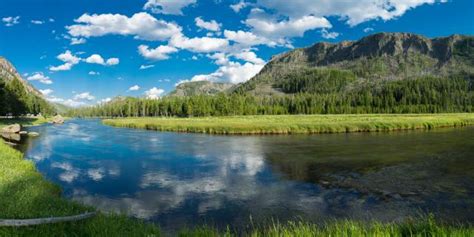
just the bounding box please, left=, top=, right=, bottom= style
left=1, top=128, right=474, bottom=235
left=103, top=113, right=474, bottom=135
left=0, top=117, right=51, bottom=128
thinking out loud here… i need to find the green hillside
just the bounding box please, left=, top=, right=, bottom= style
left=0, top=57, right=55, bottom=116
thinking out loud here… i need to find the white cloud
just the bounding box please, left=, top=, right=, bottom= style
left=245, top=14, right=332, bottom=39
left=195, top=17, right=221, bottom=32
left=70, top=37, right=86, bottom=45
left=128, top=85, right=140, bottom=91
left=85, top=54, right=120, bottom=66
left=138, top=45, right=178, bottom=60
left=89, top=71, right=100, bottom=75
left=170, top=34, right=229, bottom=53
left=321, top=28, right=339, bottom=39
left=364, top=27, right=374, bottom=33
left=27, top=72, right=53, bottom=84
left=31, top=20, right=44, bottom=25
left=144, top=0, right=196, bottom=15
left=233, top=51, right=265, bottom=64
left=98, top=98, right=112, bottom=104
left=2, top=16, right=20, bottom=27
left=85, top=54, right=105, bottom=65
left=74, top=92, right=95, bottom=101
left=67, top=12, right=182, bottom=41
left=50, top=50, right=81, bottom=71
left=255, top=0, right=447, bottom=26
left=139, top=64, right=155, bottom=70
left=144, top=87, right=165, bottom=99
left=230, top=1, right=249, bottom=12
left=224, top=30, right=272, bottom=47
left=49, top=63, right=73, bottom=71
left=39, top=89, right=54, bottom=96
left=106, top=58, right=119, bottom=66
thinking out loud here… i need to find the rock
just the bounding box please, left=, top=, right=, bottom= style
left=1, top=132, right=21, bottom=142
left=28, top=132, right=39, bottom=137
left=19, top=131, right=28, bottom=135
left=52, top=115, right=65, bottom=124
left=1, top=124, right=21, bottom=133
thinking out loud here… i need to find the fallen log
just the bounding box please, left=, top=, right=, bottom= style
left=0, top=212, right=96, bottom=227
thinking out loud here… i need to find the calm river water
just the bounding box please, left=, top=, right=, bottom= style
left=16, top=119, right=474, bottom=232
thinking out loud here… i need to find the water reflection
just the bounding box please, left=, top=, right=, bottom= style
left=16, top=120, right=474, bottom=232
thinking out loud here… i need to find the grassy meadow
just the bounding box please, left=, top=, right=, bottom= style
left=103, top=113, right=474, bottom=135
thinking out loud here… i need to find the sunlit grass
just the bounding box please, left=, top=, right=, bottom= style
left=103, top=113, right=474, bottom=134
left=0, top=117, right=51, bottom=129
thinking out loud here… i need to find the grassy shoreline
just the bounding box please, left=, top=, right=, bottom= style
left=103, top=113, right=474, bottom=135
left=1, top=117, right=473, bottom=236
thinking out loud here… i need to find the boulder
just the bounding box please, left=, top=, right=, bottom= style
left=28, top=132, right=40, bottom=137
left=19, top=131, right=28, bottom=135
left=1, top=133, right=21, bottom=142
left=52, top=115, right=65, bottom=124
left=1, top=124, right=21, bottom=133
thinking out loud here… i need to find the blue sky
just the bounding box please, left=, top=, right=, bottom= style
left=1, top=0, right=473, bottom=106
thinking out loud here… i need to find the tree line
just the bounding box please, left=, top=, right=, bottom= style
left=68, top=75, right=473, bottom=117
left=0, top=77, right=55, bottom=116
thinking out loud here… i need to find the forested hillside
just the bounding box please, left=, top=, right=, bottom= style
left=0, top=57, right=55, bottom=116
left=68, top=33, right=474, bottom=117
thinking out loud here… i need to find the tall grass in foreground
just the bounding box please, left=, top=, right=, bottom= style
left=103, top=113, right=474, bottom=135
left=179, top=218, right=474, bottom=237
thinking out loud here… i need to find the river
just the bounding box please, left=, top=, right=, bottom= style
left=15, top=119, right=474, bottom=232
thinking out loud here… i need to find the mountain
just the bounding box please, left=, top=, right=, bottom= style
left=0, top=57, right=55, bottom=116
left=235, top=32, right=474, bottom=95
left=168, top=81, right=235, bottom=97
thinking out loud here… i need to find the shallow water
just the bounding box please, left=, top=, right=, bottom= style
left=15, top=119, right=474, bottom=232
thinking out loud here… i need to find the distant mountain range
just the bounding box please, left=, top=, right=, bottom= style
left=174, top=32, right=474, bottom=96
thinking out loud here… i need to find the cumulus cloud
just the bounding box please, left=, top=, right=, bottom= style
left=144, top=0, right=196, bottom=15
left=245, top=14, right=332, bottom=40
left=89, top=71, right=100, bottom=75
left=321, top=28, right=339, bottom=39
left=170, top=34, right=229, bottom=53
left=195, top=17, right=221, bottom=32
left=139, top=64, right=155, bottom=70
left=144, top=87, right=165, bottom=99
left=39, top=89, right=54, bottom=96
left=2, top=16, right=20, bottom=26
left=49, top=50, right=81, bottom=71
left=233, top=51, right=265, bottom=64
left=106, top=58, right=119, bottom=65
left=255, top=0, right=447, bottom=26
left=138, top=45, right=178, bottom=60
left=230, top=1, right=249, bottom=12
left=224, top=30, right=272, bottom=47
left=67, top=12, right=182, bottom=41
left=27, top=72, right=53, bottom=84
left=85, top=54, right=106, bottom=65
left=74, top=92, right=95, bottom=101
left=128, top=85, right=140, bottom=91
left=99, top=98, right=112, bottom=104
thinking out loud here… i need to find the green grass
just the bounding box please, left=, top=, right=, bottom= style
left=0, top=117, right=51, bottom=129
left=179, top=219, right=474, bottom=237
left=103, top=113, right=474, bottom=135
